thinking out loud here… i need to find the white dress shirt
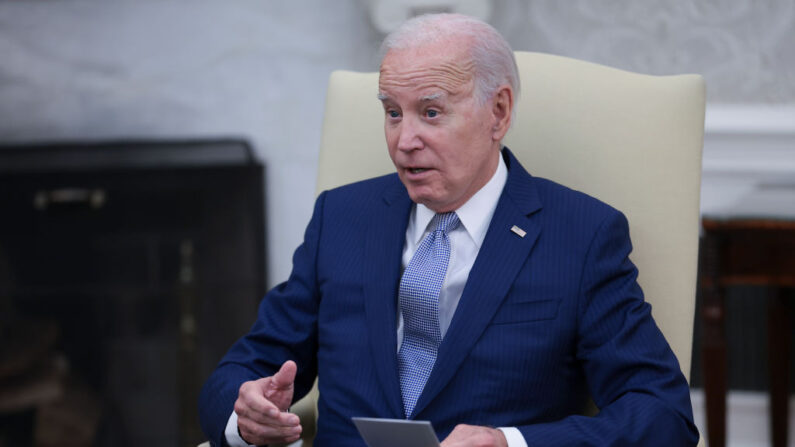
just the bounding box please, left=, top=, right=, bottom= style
left=397, top=151, right=507, bottom=346
left=226, top=154, right=527, bottom=447
left=397, top=155, right=526, bottom=447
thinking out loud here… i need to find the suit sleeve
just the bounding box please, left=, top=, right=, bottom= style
left=198, top=192, right=327, bottom=446
left=518, top=210, right=699, bottom=446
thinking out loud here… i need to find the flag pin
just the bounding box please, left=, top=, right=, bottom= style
left=511, top=225, right=526, bottom=238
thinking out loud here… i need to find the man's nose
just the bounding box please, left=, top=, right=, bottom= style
left=396, top=116, right=423, bottom=152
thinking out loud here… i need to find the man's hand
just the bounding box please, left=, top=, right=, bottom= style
left=233, top=360, right=303, bottom=445
left=441, top=424, right=508, bottom=447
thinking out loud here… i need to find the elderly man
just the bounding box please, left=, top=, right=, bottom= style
left=199, top=13, right=698, bottom=447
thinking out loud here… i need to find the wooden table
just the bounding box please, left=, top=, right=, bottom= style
left=701, top=218, right=794, bottom=447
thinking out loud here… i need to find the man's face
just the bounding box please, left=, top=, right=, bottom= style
left=378, top=40, right=501, bottom=213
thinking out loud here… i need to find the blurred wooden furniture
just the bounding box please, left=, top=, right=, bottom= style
left=701, top=217, right=795, bottom=447
left=0, top=140, right=266, bottom=447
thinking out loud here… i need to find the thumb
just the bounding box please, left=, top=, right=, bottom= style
left=270, top=360, right=297, bottom=391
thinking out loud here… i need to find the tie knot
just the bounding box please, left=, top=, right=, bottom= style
left=432, top=212, right=460, bottom=235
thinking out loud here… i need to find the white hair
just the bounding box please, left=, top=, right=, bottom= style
left=380, top=13, right=521, bottom=105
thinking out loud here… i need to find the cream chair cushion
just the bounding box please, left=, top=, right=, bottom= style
left=297, top=51, right=705, bottom=446
left=317, top=51, right=704, bottom=378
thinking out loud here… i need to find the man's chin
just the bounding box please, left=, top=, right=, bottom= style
left=407, top=191, right=436, bottom=209
left=402, top=183, right=455, bottom=212
left=408, top=195, right=455, bottom=213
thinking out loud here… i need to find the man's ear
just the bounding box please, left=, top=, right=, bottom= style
left=491, top=85, right=514, bottom=142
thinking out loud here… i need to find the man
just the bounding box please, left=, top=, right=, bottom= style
left=199, top=13, right=698, bottom=447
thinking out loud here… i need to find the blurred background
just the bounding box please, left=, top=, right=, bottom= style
left=0, top=1, right=793, bottom=446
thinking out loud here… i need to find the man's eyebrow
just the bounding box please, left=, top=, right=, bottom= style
left=376, top=92, right=447, bottom=102
left=419, top=92, right=444, bottom=102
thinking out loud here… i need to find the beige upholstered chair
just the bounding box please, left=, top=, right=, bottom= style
left=285, top=51, right=706, bottom=446
left=198, top=52, right=705, bottom=447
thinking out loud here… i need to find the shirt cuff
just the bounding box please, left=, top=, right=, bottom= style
left=225, top=411, right=256, bottom=447
left=498, top=427, right=529, bottom=447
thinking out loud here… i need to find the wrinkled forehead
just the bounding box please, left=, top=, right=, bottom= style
left=378, top=46, right=475, bottom=98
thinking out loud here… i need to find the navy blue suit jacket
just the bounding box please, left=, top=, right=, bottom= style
left=199, top=149, right=698, bottom=446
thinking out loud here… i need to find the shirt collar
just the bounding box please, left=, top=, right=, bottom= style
left=410, top=152, right=508, bottom=248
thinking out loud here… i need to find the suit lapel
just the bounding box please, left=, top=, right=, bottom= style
left=412, top=149, right=544, bottom=417
left=362, top=177, right=412, bottom=418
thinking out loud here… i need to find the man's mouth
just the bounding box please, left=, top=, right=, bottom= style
left=408, top=168, right=429, bottom=174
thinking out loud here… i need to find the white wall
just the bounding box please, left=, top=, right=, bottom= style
left=2, top=0, right=794, bottom=286
left=490, top=1, right=795, bottom=219
left=0, top=0, right=382, bottom=286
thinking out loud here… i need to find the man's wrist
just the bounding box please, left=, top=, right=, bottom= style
left=224, top=411, right=256, bottom=447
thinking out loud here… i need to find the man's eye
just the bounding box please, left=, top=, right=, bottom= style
left=387, top=110, right=400, bottom=118
left=426, top=109, right=439, bottom=118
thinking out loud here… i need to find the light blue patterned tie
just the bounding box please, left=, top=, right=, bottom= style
left=398, top=212, right=460, bottom=418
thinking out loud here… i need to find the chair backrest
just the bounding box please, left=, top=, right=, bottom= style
left=317, top=51, right=705, bottom=381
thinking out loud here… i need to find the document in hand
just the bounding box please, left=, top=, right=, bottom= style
left=352, top=417, right=441, bottom=447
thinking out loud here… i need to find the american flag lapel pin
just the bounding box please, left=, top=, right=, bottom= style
left=510, top=225, right=526, bottom=238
